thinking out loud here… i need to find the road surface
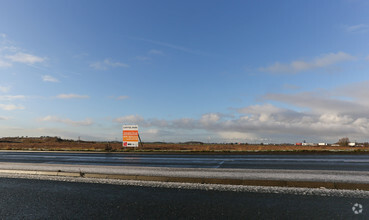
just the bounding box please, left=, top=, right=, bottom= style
left=0, top=177, right=367, bottom=219
left=0, top=151, right=369, bottom=171
left=0, top=151, right=368, bottom=218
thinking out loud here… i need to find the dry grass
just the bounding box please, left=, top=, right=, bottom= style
left=0, top=139, right=368, bottom=153
left=136, top=143, right=369, bottom=152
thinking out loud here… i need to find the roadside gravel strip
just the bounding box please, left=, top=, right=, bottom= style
left=0, top=162, right=369, bottom=191
left=1, top=172, right=369, bottom=199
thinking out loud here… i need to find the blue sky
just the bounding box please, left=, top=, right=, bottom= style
left=1, top=0, right=369, bottom=143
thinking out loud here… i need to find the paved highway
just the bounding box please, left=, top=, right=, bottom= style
left=0, top=151, right=369, bottom=171
left=0, top=152, right=368, bottom=218
left=0, top=176, right=367, bottom=219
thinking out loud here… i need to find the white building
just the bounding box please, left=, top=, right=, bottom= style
left=302, top=143, right=317, bottom=146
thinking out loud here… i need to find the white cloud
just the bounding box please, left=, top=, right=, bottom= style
left=0, top=58, right=12, bottom=67
left=113, top=115, right=144, bottom=124
left=111, top=88, right=369, bottom=143
left=200, top=113, right=221, bottom=126
left=5, top=52, right=45, bottom=64
left=0, top=116, right=10, bottom=120
left=0, top=104, right=24, bottom=111
left=0, top=86, right=10, bottom=93
left=42, top=75, right=59, bottom=83
left=0, top=35, right=45, bottom=68
left=171, top=118, right=197, bottom=129
left=319, top=114, right=353, bottom=124
left=334, top=80, right=369, bottom=106
left=218, top=131, right=257, bottom=142
left=259, top=52, right=355, bottom=74
left=107, top=80, right=369, bottom=143
left=0, top=46, right=18, bottom=53
left=262, top=92, right=366, bottom=116
left=0, top=126, right=106, bottom=141
left=56, top=94, right=89, bottom=99
left=239, top=104, right=286, bottom=115
left=345, top=24, right=369, bottom=33
left=0, top=95, right=26, bottom=101
left=143, top=129, right=159, bottom=134
left=39, top=116, right=93, bottom=126
left=116, top=95, right=129, bottom=100
left=90, top=58, right=129, bottom=70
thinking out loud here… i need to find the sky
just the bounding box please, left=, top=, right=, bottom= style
left=1, top=0, right=369, bottom=143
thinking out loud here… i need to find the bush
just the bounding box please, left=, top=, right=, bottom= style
left=105, top=143, right=113, bottom=151
left=338, top=137, right=350, bottom=147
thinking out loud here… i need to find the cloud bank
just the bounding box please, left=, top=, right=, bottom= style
left=5, top=52, right=45, bottom=64
left=90, top=59, right=129, bottom=70
left=56, top=94, right=89, bottom=99
left=40, top=116, right=93, bottom=126
left=112, top=81, right=369, bottom=143
left=0, top=104, right=25, bottom=111
left=259, top=52, right=355, bottom=74
left=42, top=75, right=59, bottom=83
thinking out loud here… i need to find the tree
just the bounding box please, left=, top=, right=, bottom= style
left=338, top=137, right=350, bottom=147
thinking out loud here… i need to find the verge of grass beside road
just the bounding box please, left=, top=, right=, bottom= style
left=0, top=140, right=368, bottom=154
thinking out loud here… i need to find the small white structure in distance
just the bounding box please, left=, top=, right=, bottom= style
left=302, top=143, right=317, bottom=146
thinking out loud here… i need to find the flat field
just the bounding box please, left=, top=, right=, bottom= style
left=0, top=137, right=367, bottom=153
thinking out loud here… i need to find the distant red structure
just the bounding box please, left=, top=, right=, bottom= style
left=296, top=143, right=302, bottom=146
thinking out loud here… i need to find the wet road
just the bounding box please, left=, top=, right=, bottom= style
left=0, top=152, right=369, bottom=171
left=0, top=177, right=367, bottom=219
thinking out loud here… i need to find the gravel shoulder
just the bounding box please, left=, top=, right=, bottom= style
left=1, top=172, right=369, bottom=199
left=1, top=162, right=369, bottom=183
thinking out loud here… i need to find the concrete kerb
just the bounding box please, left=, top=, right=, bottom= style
left=0, top=168, right=369, bottom=191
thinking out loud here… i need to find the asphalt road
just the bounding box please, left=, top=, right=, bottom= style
left=1, top=151, right=369, bottom=171
left=0, top=177, right=367, bottom=219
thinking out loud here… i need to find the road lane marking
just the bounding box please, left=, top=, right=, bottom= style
left=216, top=160, right=225, bottom=168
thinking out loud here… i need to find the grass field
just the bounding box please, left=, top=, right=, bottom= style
left=0, top=137, right=368, bottom=153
